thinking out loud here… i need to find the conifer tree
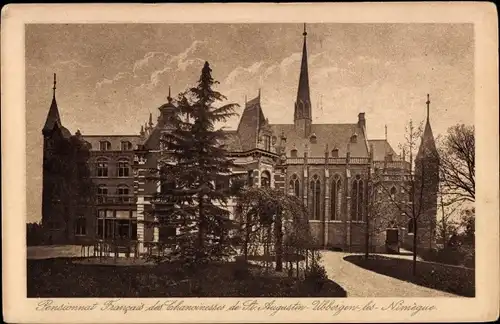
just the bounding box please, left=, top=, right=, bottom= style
left=156, top=61, right=238, bottom=265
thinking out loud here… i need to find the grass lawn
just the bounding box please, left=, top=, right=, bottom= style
left=343, top=254, right=475, bottom=297
left=28, top=257, right=347, bottom=297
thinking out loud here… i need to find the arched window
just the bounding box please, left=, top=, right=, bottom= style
left=390, top=186, right=397, bottom=200
left=350, top=133, right=358, bottom=143
left=97, top=185, right=108, bottom=203
left=290, top=149, right=298, bottom=158
left=261, top=170, right=271, bottom=188
left=289, top=174, right=300, bottom=197
left=310, top=134, right=317, bottom=144
left=331, top=148, right=339, bottom=158
left=117, top=158, right=130, bottom=177
left=96, top=158, right=108, bottom=177
left=99, top=140, right=111, bottom=151
left=75, top=217, right=87, bottom=235
left=331, top=174, right=342, bottom=220
left=121, top=141, right=133, bottom=151
left=351, top=175, right=364, bottom=221
left=309, top=175, right=321, bottom=220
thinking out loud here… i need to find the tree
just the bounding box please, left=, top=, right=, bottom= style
left=373, top=119, right=438, bottom=275
left=154, top=61, right=239, bottom=265
left=234, top=186, right=311, bottom=274
left=436, top=182, right=459, bottom=248
left=438, top=124, right=475, bottom=204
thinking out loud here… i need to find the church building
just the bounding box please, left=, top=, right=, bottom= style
left=41, top=25, right=438, bottom=253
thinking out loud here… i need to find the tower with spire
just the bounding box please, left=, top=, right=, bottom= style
left=413, top=93, right=440, bottom=251
left=294, top=23, right=312, bottom=137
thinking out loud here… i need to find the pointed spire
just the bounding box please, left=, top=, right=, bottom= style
left=167, top=85, right=172, bottom=103
left=258, top=88, right=261, bottom=99
left=52, top=73, right=57, bottom=99
left=294, top=22, right=312, bottom=126
left=43, top=73, right=62, bottom=135
left=426, top=93, right=430, bottom=123
left=244, top=94, right=247, bottom=105
left=385, top=124, right=388, bottom=140
left=148, top=112, right=153, bottom=127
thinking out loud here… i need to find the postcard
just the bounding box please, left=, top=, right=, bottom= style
left=2, top=2, right=498, bottom=323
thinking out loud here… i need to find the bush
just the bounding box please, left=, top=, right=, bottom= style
left=305, top=263, right=329, bottom=292
left=232, top=260, right=250, bottom=281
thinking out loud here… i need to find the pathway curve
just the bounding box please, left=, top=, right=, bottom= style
left=321, top=251, right=458, bottom=297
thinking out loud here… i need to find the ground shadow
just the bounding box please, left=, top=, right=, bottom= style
left=343, top=255, right=474, bottom=297
left=27, top=257, right=346, bottom=298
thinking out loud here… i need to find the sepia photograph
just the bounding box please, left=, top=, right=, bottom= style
left=2, top=3, right=498, bottom=323
left=26, top=22, right=475, bottom=298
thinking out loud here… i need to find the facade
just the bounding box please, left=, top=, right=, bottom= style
left=41, top=27, right=439, bottom=253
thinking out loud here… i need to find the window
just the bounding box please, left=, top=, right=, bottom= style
left=99, top=141, right=111, bottom=151
left=121, top=141, right=133, bottom=151
left=117, top=158, right=130, bottom=177
left=117, top=185, right=130, bottom=203
left=96, top=158, right=108, bottom=177
left=289, top=174, right=300, bottom=197
left=290, top=149, right=298, bottom=158
left=331, top=175, right=342, bottom=220
left=97, top=185, right=108, bottom=203
left=390, top=186, right=397, bottom=200
left=75, top=217, right=87, bottom=235
left=263, top=135, right=271, bottom=151
left=351, top=175, right=364, bottom=221
left=309, top=175, right=321, bottom=220
left=408, top=218, right=415, bottom=234
left=310, top=134, right=317, bottom=144
left=261, top=170, right=271, bottom=188
left=350, top=133, right=358, bottom=143
left=331, top=148, right=339, bottom=158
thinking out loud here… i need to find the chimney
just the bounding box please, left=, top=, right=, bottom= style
left=358, top=112, right=366, bottom=129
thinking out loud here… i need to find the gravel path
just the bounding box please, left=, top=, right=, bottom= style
left=321, top=251, right=458, bottom=297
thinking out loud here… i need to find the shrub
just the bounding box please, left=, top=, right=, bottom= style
left=232, top=260, right=250, bottom=281
left=305, top=263, right=329, bottom=292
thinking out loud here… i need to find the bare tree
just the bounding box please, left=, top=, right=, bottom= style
left=438, top=124, right=475, bottom=204
left=372, top=120, right=437, bottom=275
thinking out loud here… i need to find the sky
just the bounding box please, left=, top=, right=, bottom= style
left=26, top=23, right=474, bottom=223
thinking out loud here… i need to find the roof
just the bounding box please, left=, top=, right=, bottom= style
left=82, top=135, right=142, bottom=151
left=236, top=94, right=266, bottom=151
left=416, top=119, right=438, bottom=160
left=270, top=123, right=369, bottom=158
left=42, top=97, right=62, bottom=134
left=368, top=139, right=398, bottom=161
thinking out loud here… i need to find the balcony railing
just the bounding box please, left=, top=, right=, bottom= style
left=97, top=195, right=135, bottom=204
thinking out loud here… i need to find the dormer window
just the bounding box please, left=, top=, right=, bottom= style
left=386, top=153, right=393, bottom=162
left=121, top=141, right=133, bottom=151
left=99, top=140, right=111, bottom=151
left=290, top=149, right=298, bottom=158
left=310, top=133, right=317, bottom=144
left=331, top=148, right=339, bottom=158
left=350, top=133, right=358, bottom=143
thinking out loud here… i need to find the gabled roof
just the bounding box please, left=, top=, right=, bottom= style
left=270, top=123, right=369, bottom=157
left=368, top=139, right=398, bottom=161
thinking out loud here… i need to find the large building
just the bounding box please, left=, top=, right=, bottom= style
left=41, top=26, right=438, bottom=253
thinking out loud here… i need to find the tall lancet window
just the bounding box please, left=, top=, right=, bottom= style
left=289, top=174, right=300, bottom=197
left=309, top=175, right=321, bottom=220
left=331, top=174, right=342, bottom=220
left=351, top=175, right=364, bottom=221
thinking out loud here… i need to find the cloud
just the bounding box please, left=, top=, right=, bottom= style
left=52, top=59, right=91, bottom=69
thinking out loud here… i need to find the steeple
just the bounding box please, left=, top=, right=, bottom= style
left=417, top=93, right=438, bottom=161
left=294, top=23, right=312, bottom=137
left=42, top=73, right=62, bottom=135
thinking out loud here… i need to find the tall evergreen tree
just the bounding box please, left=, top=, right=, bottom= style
left=157, top=61, right=238, bottom=265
